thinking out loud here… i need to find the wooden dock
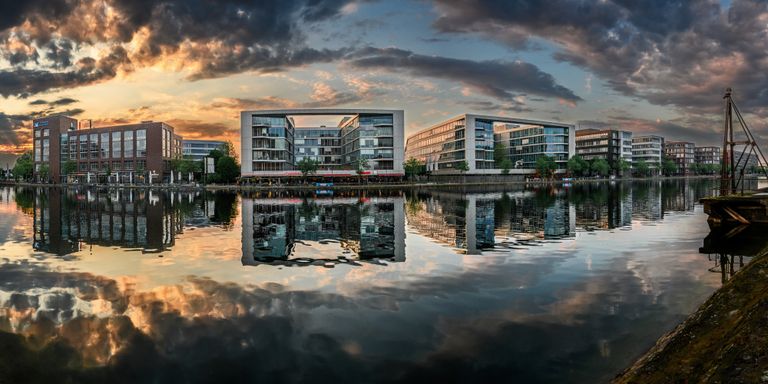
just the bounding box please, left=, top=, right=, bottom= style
left=700, top=192, right=768, bottom=227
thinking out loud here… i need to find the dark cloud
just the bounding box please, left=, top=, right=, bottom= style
left=0, top=0, right=359, bottom=96
left=208, top=97, right=297, bottom=111
left=0, top=46, right=130, bottom=98
left=578, top=114, right=725, bottom=146
left=346, top=47, right=582, bottom=104
left=463, top=100, right=532, bottom=114
left=430, top=0, right=768, bottom=118
left=50, top=97, right=78, bottom=106
left=28, top=97, right=78, bottom=107
left=0, top=113, right=30, bottom=147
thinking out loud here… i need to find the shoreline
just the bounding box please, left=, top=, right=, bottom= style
left=613, top=244, right=768, bottom=383
left=0, top=175, right=718, bottom=191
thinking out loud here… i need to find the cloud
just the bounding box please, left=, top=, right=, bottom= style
left=302, top=82, right=364, bottom=108
left=27, top=97, right=78, bottom=107
left=463, top=100, right=532, bottom=114
left=429, top=0, right=768, bottom=118
left=0, top=113, right=30, bottom=147
left=166, top=119, right=237, bottom=140
left=0, top=46, right=131, bottom=98
left=346, top=47, right=582, bottom=104
left=0, top=0, right=360, bottom=97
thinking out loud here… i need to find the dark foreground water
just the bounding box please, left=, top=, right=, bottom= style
left=0, top=180, right=758, bottom=383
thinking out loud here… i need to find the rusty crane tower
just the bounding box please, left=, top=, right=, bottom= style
left=720, top=88, right=768, bottom=196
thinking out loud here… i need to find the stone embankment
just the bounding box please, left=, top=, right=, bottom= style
left=613, top=245, right=768, bottom=383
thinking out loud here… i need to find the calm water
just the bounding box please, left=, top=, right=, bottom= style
left=0, top=180, right=757, bottom=383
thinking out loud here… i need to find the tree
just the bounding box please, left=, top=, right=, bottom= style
left=499, top=159, right=513, bottom=175
left=208, top=145, right=239, bottom=184
left=634, top=159, right=650, bottom=177
left=297, top=158, right=320, bottom=179
left=12, top=152, right=33, bottom=181
left=355, top=158, right=370, bottom=184
left=493, top=142, right=508, bottom=164
left=403, top=157, right=425, bottom=180
left=618, top=158, right=631, bottom=175
left=591, top=158, right=610, bottom=177
left=218, top=141, right=238, bottom=163
left=216, top=156, right=240, bottom=183
left=567, top=155, right=588, bottom=177
left=535, top=156, right=557, bottom=178
left=456, top=160, right=469, bottom=174
left=62, top=160, right=77, bottom=181
left=689, top=163, right=700, bottom=175
left=661, top=158, right=677, bottom=176
left=38, top=164, right=49, bottom=183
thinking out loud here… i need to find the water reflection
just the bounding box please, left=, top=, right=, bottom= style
left=0, top=179, right=740, bottom=383
left=406, top=188, right=574, bottom=254
left=699, top=225, right=768, bottom=283
left=21, top=187, right=239, bottom=255
left=241, top=195, right=405, bottom=266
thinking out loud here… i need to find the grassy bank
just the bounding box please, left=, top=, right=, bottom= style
left=613, top=245, right=768, bottom=383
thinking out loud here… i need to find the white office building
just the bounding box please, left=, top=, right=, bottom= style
left=240, top=109, right=405, bottom=178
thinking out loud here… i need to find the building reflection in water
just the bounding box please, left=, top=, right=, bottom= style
left=406, top=188, right=575, bottom=254
left=241, top=196, right=405, bottom=266
left=699, top=225, right=768, bottom=283
left=29, top=187, right=236, bottom=255
left=572, top=182, right=633, bottom=230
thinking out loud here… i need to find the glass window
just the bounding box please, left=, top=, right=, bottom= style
left=137, top=129, right=147, bottom=157
left=124, top=130, right=134, bottom=158
left=101, top=132, right=109, bottom=158
left=112, top=131, right=122, bottom=158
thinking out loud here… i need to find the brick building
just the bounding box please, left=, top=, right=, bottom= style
left=32, top=115, right=182, bottom=183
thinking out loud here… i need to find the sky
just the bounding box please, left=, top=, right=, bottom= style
left=0, top=0, right=766, bottom=157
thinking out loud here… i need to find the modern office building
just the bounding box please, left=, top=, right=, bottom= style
left=695, top=146, right=721, bottom=165
left=664, top=141, right=695, bottom=175
left=632, top=135, right=665, bottom=174
left=575, top=129, right=633, bottom=173
left=182, top=140, right=226, bottom=161
left=32, top=115, right=182, bottom=183
left=405, top=114, right=575, bottom=174
left=240, top=109, right=404, bottom=178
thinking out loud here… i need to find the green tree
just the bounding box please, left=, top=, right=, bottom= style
left=591, top=158, right=610, bottom=177
left=403, top=157, right=425, bottom=180
left=689, top=163, right=700, bottom=175
left=618, top=158, right=631, bottom=175
left=38, top=164, right=49, bottom=182
left=535, top=156, right=557, bottom=178
left=61, top=160, right=77, bottom=180
left=216, top=156, right=240, bottom=183
left=12, top=152, right=33, bottom=181
left=297, top=157, right=320, bottom=179
left=493, top=142, right=508, bottom=164
left=499, top=159, right=513, bottom=175
left=567, top=155, right=588, bottom=177
left=218, top=141, right=238, bottom=162
left=661, top=158, right=677, bottom=176
left=456, top=160, right=469, bottom=174
left=355, top=158, right=370, bottom=183
left=634, top=159, right=650, bottom=177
